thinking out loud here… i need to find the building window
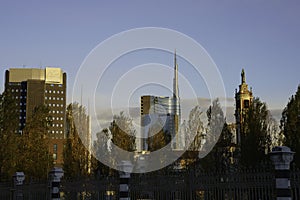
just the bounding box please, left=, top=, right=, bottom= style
left=53, top=153, right=57, bottom=160
left=53, top=144, right=57, bottom=152
left=244, top=100, right=250, bottom=108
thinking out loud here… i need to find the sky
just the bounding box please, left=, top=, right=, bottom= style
left=1, top=1, right=300, bottom=124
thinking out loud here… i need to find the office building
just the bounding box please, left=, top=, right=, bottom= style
left=4, top=67, right=66, bottom=166
left=138, top=52, right=181, bottom=151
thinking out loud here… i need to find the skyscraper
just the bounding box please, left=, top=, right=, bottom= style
left=4, top=67, right=66, bottom=166
left=138, top=51, right=181, bottom=151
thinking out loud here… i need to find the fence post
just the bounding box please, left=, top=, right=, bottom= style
left=117, top=160, right=133, bottom=200
left=270, top=146, right=294, bottom=200
left=48, top=167, right=64, bottom=200
left=12, top=172, right=25, bottom=200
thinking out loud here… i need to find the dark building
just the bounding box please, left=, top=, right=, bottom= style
left=4, top=67, right=66, bottom=166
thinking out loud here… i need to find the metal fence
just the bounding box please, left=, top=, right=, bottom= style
left=1, top=167, right=300, bottom=200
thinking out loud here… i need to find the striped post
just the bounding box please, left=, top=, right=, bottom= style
left=270, top=146, right=294, bottom=200
left=13, top=172, right=25, bottom=200
left=118, top=160, right=133, bottom=200
left=49, top=167, right=64, bottom=200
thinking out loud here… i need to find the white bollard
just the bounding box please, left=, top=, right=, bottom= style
left=13, top=172, right=25, bottom=200
left=117, top=161, right=133, bottom=200
left=49, top=167, right=64, bottom=200
left=270, top=146, right=294, bottom=200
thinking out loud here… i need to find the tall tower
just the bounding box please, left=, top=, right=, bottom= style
left=5, top=67, right=66, bottom=167
left=172, top=50, right=181, bottom=149
left=173, top=50, right=179, bottom=99
left=138, top=51, right=182, bottom=151
left=235, top=69, right=253, bottom=146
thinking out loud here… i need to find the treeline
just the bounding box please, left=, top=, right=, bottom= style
left=0, top=91, right=53, bottom=181
left=1, top=85, right=300, bottom=180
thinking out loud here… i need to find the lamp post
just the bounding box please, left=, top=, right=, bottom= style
left=269, top=146, right=294, bottom=200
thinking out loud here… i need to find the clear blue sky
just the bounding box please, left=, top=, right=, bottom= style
left=1, top=1, right=300, bottom=110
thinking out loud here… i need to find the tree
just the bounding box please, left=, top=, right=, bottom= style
left=202, top=99, right=225, bottom=157
left=92, top=128, right=111, bottom=177
left=182, top=105, right=204, bottom=151
left=240, top=97, right=272, bottom=166
left=201, top=122, right=234, bottom=172
left=147, top=117, right=170, bottom=152
left=0, top=91, right=19, bottom=180
left=200, top=99, right=234, bottom=172
left=63, top=103, right=90, bottom=178
left=110, top=111, right=136, bottom=152
left=281, top=85, right=300, bottom=166
left=16, top=105, right=53, bottom=179
left=109, top=111, right=136, bottom=165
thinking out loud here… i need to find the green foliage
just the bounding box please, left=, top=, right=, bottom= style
left=63, top=103, right=90, bottom=178
left=240, top=97, right=272, bottom=166
left=0, top=91, right=19, bottom=180
left=200, top=99, right=234, bottom=172
left=281, top=85, right=300, bottom=166
left=16, top=105, right=53, bottom=180
left=201, top=123, right=234, bottom=172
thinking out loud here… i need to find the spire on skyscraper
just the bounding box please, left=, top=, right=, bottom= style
left=173, top=50, right=179, bottom=99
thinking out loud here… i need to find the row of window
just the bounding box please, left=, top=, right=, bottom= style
left=45, top=97, right=64, bottom=100
left=10, top=88, right=64, bottom=94
left=49, top=84, right=63, bottom=87
left=45, top=90, right=64, bottom=94
left=48, top=103, right=64, bottom=107
left=13, top=96, right=26, bottom=99
left=53, top=117, right=64, bottom=121
left=50, top=110, right=64, bottom=114
left=49, top=130, right=64, bottom=134
left=11, top=89, right=26, bottom=93
left=52, top=123, right=64, bottom=127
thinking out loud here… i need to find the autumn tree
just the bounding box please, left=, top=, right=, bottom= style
left=16, top=105, right=53, bottom=179
left=240, top=97, right=272, bottom=166
left=147, top=116, right=170, bottom=152
left=181, top=105, right=204, bottom=151
left=92, top=128, right=111, bottom=177
left=63, top=103, right=90, bottom=178
left=281, top=85, right=300, bottom=166
left=0, top=91, right=19, bottom=180
left=110, top=111, right=136, bottom=151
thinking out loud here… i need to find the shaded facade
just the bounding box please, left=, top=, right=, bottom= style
left=4, top=67, right=66, bottom=166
